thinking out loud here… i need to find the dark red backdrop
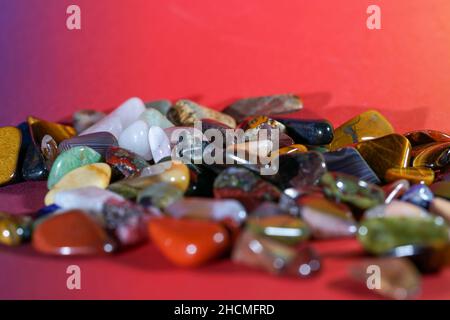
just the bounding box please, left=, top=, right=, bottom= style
left=0, top=0, right=449, bottom=299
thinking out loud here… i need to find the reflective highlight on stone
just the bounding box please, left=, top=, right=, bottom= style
left=383, top=179, right=410, bottom=204
left=40, top=135, right=58, bottom=170
left=27, top=116, right=76, bottom=145
left=59, top=132, right=118, bottom=158
left=54, top=186, right=124, bottom=212
left=405, top=130, right=450, bottom=147
left=401, top=184, right=434, bottom=209
left=330, top=110, right=394, bottom=151
left=0, top=127, right=22, bottom=186
left=148, top=126, right=171, bottom=163
left=105, top=146, right=149, bottom=178
left=0, top=212, right=32, bottom=246
left=22, top=143, right=48, bottom=181
left=118, top=120, right=152, bottom=160
left=385, top=167, right=435, bottom=186
left=412, top=142, right=450, bottom=169
left=276, top=118, right=334, bottom=145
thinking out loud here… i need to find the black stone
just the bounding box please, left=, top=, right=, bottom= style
left=275, top=118, right=334, bottom=145
left=21, top=143, right=48, bottom=181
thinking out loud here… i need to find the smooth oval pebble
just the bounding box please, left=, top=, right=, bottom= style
left=59, top=132, right=118, bottom=158
left=47, top=146, right=102, bottom=189
left=139, top=109, right=174, bottom=129
left=45, top=163, right=111, bottom=205
left=54, top=186, right=124, bottom=212
left=385, top=167, right=435, bottom=186
left=148, top=126, right=171, bottom=163
left=118, top=120, right=152, bottom=160
left=0, top=127, right=22, bottom=186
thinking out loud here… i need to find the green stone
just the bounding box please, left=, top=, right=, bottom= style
left=358, top=216, right=449, bottom=255
left=137, top=182, right=184, bottom=209
left=47, top=146, right=102, bottom=189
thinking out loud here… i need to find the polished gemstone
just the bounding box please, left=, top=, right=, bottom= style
left=350, top=258, right=421, bottom=300
left=167, top=99, right=236, bottom=128
left=105, top=146, right=149, bottom=178
left=429, top=181, right=450, bottom=200
left=225, top=140, right=273, bottom=166
left=232, top=230, right=321, bottom=277
left=412, top=142, right=450, bottom=169
left=148, top=126, right=171, bottom=163
left=139, top=109, right=174, bottom=129
left=223, top=94, right=303, bottom=123
left=200, top=118, right=232, bottom=146
left=0, top=127, right=22, bottom=186
left=118, top=120, right=152, bottom=160
left=247, top=215, right=310, bottom=245
left=32, top=210, right=116, bottom=255
left=81, top=97, right=146, bottom=138
left=297, top=194, right=357, bottom=239
left=385, top=167, right=435, bottom=185
left=59, top=132, right=118, bottom=158
left=73, top=109, right=105, bottom=133
left=213, top=167, right=281, bottom=211
left=239, top=115, right=286, bottom=132
left=54, top=186, right=124, bottom=212
left=329, top=110, right=394, bottom=151
left=145, top=99, right=172, bottom=115
left=383, top=179, right=410, bottom=204
left=137, top=182, right=184, bottom=209
left=276, top=118, right=334, bottom=145
left=363, top=200, right=429, bottom=219
left=404, top=129, right=450, bottom=147
left=21, top=143, right=48, bottom=181
left=320, top=172, right=385, bottom=210
left=267, top=151, right=327, bottom=189
left=355, top=134, right=411, bottom=180
left=40, top=134, right=59, bottom=170
left=430, top=197, right=450, bottom=223
left=184, top=163, right=217, bottom=197
left=47, top=146, right=102, bottom=189
left=165, top=198, right=247, bottom=226
left=27, top=116, right=76, bottom=145
left=35, top=204, right=62, bottom=219
left=108, top=161, right=190, bottom=198
left=358, top=216, right=449, bottom=255
left=271, top=144, right=308, bottom=158
left=45, top=163, right=111, bottom=205
left=0, top=212, right=32, bottom=246
left=401, top=184, right=434, bottom=208
left=148, top=217, right=230, bottom=267
left=323, top=147, right=380, bottom=184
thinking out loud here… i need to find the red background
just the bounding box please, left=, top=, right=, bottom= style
left=0, top=0, right=449, bottom=299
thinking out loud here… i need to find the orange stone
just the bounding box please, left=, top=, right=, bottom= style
left=148, top=217, right=230, bottom=267
left=385, top=167, right=435, bottom=185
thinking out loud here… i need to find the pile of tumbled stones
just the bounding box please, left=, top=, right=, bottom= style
left=0, top=94, right=449, bottom=299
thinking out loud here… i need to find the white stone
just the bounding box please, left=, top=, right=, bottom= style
left=148, top=126, right=171, bottom=163
left=118, top=120, right=152, bottom=160
left=139, top=109, right=174, bottom=129
left=364, top=200, right=429, bottom=219
left=54, top=186, right=124, bottom=212
left=80, top=115, right=123, bottom=139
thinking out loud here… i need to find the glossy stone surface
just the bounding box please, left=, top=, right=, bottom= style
left=267, top=151, right=327, bottom=189
left=213, top=167, right=281, bottom=211
left=40, top=134, right=58, bottom=170
left=32, top=210, right=116, bottom=255
left=276, top=118, right=333, bottom=145
left=27, top=116, right=76, bottom=145
left=383, top=179, right=410, bottom=204
left=167, top=99, right=236, bottom=128
left=81, top=97, right=146, bottom=138
left=223, top=94, right=303, bottom=123
left=21, top=143, right=48, bottom=181
left=0, top=127, right=22, bottom=186
left=412, top=142, right=450, bottom=169
left=54, top=186, right=124, bottom=212
left=45, top=163, right=111, bottom=205
left=0, top=212, right=32, bottom=246
left=59, top=132, right=118, bottom=158
left=139, top=109, right=174, bottom=129
left=108, top=161, right=190, bottom=198
left=145, top=99, right=172, bottom=115
left=355, top=134, right=411, bottom=180
left=148, top=126, right=171, bottom=163
left=232, top=230, right=321, bottom=277
left=297, top=194, right=357, bottom=239
left=363, top=200, right=429, bottom=219
left=148, top=217, right=230, bottom=267
left=73, top=110, right=105, bottom=133
left=350, top=258, right=421, bottom=300
left=272, top=144, right=308, bottom=158
left=137, top=182, right=184, bottom=209
left=323, top=147, right=380, bottom=184
left=239, top=115, right=286, bottom=132
left=165, top=198, right=247, bottom=226
left=404, top=129, right=450, bottom=147
left=329, top=110, right=394, bottom=151
left=118, top=120, right=152, bottom=160
left=105, top=146, right=149, bottom=178
left=358, top=216, right=449, bottom=255
left=184, top=163, right=217, bottom=197
left=430, top=181, right=450, bottom=200
left=200, top=118, right=232, bottom=146
left=429, top=197, right=450, bottom=223
left=320, top=172, right=385, bottom=211
left=47, top=146, right=102, bottom=189
left=247, top=215, right=310, bottom=245
left=385, top=167, right=435, bottom=185
left=401, top=184, right=434, bottom=208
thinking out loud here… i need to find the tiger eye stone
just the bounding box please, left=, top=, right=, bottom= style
left=329, top=110, right=394, bottom=151
left=272, top=144, right=308, bottom=158
left=239, top=115, right=286, bottom=132
left=412, top=142, right=450, bottom=169
left=355, top=134, right=411, bottom=180
left=27, top=116, right=76, bottom=145
left=404, top=130, right=450, bottom=147
left=0, top=212, right=32, bottom=246
left=385, top=167, right=435, bottom=185
left=0, top=127, right=22, bottom=186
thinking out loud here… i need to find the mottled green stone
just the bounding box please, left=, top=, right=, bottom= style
left=358, top=216, right=449, bottom=255
left=137, top=182, right=184, bottom=209
left=47, top=146, right=102, bottom=189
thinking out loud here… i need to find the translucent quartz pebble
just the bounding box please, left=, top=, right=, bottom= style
left=54, top=186, right=124, bottom=212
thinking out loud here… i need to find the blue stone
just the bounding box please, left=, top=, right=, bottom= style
left=401, top=184, right=434, bottom=209
left=35, top=204, right=62, bottom=219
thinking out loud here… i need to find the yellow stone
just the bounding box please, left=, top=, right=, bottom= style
left=0, top=127, right=22, bottom=186
left=329, top=110, right=394, bottom=151
left=271, top=144, right=308, bottom=159
left=28, top=116, right=76, bottom=144
left=45, top=163, right=111, bottom=205
left=385, top=167, right=435, bottom=185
